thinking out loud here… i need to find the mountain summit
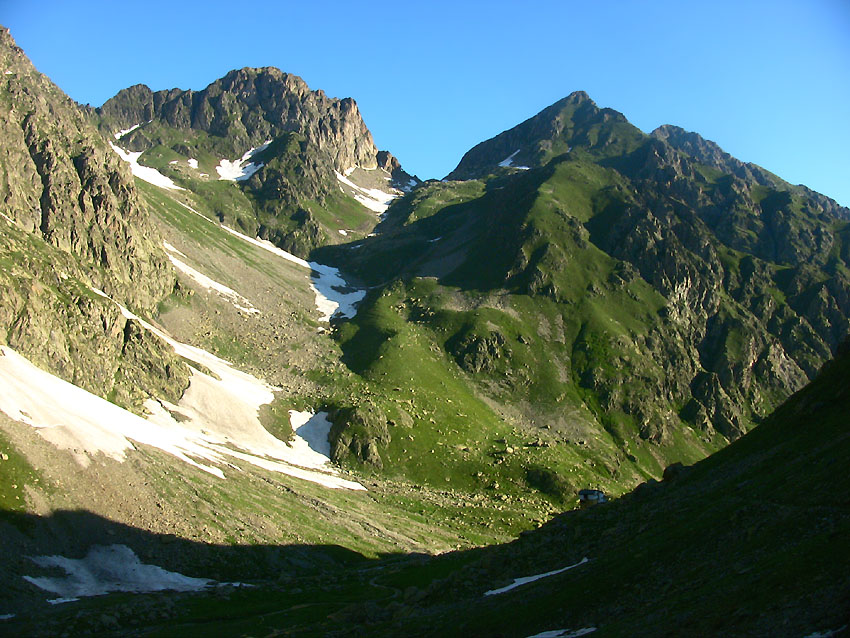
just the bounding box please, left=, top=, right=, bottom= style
left=97, top=66, right=414, bottom=256
left=446, top=90, right=644, bottom=180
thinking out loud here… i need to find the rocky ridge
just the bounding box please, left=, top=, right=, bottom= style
left=0, top=27, right=187, bottom=409
left=97, top=68, right=413, bottom=255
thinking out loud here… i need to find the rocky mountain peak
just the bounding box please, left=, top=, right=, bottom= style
left=98, top=66, right=381, bottom=173
left=446, top=90, right=642, bottom=180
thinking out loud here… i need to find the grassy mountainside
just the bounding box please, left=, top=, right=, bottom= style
left=313, top=93, right=850, bottom=496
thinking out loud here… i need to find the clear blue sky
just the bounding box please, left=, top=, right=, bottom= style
left=4, top=0, right=849, bottom=206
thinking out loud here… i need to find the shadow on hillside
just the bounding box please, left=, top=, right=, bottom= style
left=2, top=352, right=849, bottom=637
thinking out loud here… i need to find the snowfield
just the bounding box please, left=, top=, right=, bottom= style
left=23, top=545, right=220, bottom=602
left=0, top=305, right=364, bottom=490
left=309, top=261, right=366, bottom=322
left=484, top=557, right=589, bottom=596
left=113, top=123, right=141, bottom=139
left=216, top=141, right=271, bottom=181
left=110, top=143, right=184, bottom=190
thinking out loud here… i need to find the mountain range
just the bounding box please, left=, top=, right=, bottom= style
left=0, top=25, right=847, bottom=636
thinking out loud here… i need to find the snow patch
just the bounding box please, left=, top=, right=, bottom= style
left=309, top=261, right=366, bottom=322
left=164, top=245, right=260, bottom=315
left=216, top=141, right=271, bottom=181
left=334, top=170, right=399, bottom=214
left=188, top=158, right=199, bottom=169
left=24, top=545, right=213, bottom=600
left=174, top=202, right=364, bottom=323
left=0, top=321, right=364, bottom=489
left=113, top=123, right=141, bottom=139
left=0, top=614, right=15, bottom=620
left=338, top=229, right=348, bottom=236
left=498, top=149, right=530, bottom=170
left=217, top=222, right=310, bottom=269
left=484, top=557, right=589, bottom=596
left=110, top=143, right=184, bottom=190
left=804, top=628, right=848, bottom=638
left=289, top=410, right=333, bottom=462
left=526, top=630, right=596, bottom=638
left=162, top=241, right=186, bottom=258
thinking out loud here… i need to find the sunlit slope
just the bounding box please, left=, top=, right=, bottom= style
left=314, top=96, right=850, bottom=501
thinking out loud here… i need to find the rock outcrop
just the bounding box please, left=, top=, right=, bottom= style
left=0, top=27, right=186, bottom=410
left=97, top=68, right=412, bottom=255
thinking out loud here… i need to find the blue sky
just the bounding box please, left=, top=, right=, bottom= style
left=4, top=0, right=849, bottom=206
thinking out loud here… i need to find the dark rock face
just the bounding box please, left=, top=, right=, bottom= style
left=0, top=27, right=186, bottom=410
left=448, top=330, right=510, bottom=374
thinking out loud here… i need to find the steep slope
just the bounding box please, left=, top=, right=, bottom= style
left=445, top=91, right=646, bottom=180
left=97, top=69, right=415, bottom=256
left=0, top=27, right=188, bottom=410
left=316, top=92, right=850, bottom=495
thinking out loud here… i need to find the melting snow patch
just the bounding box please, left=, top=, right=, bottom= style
left=113, top=123, right=141, bottom=139
left=216, top=141, right=271, bottom=181
left=162, top=241, right=186, bottom=258
left=164, top=244, right=259, bottom=315
left=173, top=201, right=363, bottom=323
left=0, top=308, right=365, bottom=490
left=526, top=630, right=596, bottom=638
left=24, top=545, right=213, bottom=599
left=0, top=614, right=15, bottom=620
left=110, top=143, right=184, bottom=190
left=188, top=158, right=199, bottom=169
left=309, top=262, right=366, bottom=322
left=334, top=170, right=399, bottom=214
left=484, top=557, right=589, bottom=596
left=289, top=410, right=333, bottom=462
left=498, top=149, right=530, bottom=170
left=217, top=223, right=310, bottom=269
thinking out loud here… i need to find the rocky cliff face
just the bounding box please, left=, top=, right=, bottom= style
left=97, top=68, right=410, bottom=255
left=0, top=27, right=187, bottom=409
left=99, top=68, right=384, bottom=174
